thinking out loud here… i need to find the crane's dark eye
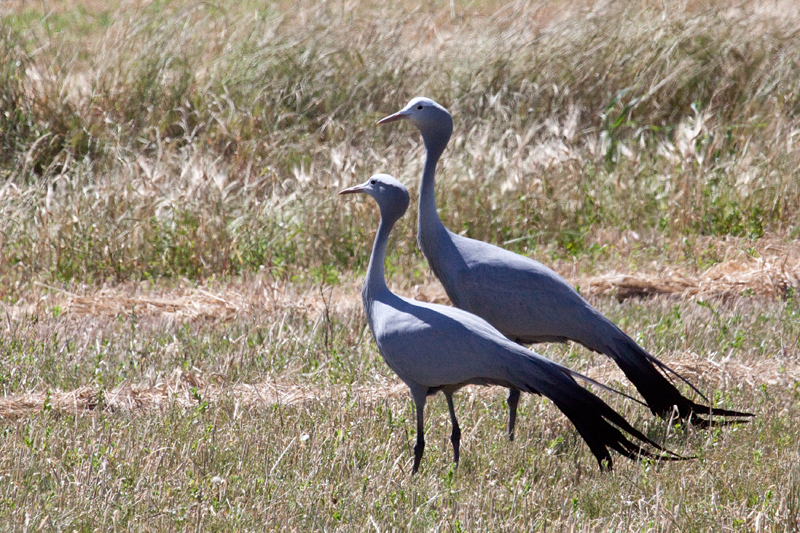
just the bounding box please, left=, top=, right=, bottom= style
left=416, top=105, right=423, bottom=110
left=370, top=179, right=377, bottom=184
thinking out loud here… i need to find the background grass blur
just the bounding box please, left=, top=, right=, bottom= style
left=2, top=0, right=798, bottom=285
left=0, top=0, right=799, bottom=530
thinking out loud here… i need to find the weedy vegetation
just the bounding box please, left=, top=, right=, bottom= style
left=0, top=0, right=799, bottom=530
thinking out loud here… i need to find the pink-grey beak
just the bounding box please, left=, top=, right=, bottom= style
left=338, top=183, right=367, bottom=195
left=377, top=110, right=408, bottom=125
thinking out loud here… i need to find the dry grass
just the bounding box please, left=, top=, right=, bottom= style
left=0, top=273, right=797, bottom=529
left=2, top=239, right=795, bottom=327
left=579, top=245, right=800, bottom=301
left=0, top=351, right=795, bottom=419
left=1, top=0, right=800, bottom=283
left=1, top=0, right=800, bottom=530
left=0, top=371, right=409, bottom=420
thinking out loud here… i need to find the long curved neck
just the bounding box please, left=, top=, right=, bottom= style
left=364, top=215, right=394, bottom=301
left=418, top=134, right=450, bottom=250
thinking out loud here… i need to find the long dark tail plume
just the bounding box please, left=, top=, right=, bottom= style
left=521, top=375, right=688, bottom=471
left=604, top=335, right=754, bottom=426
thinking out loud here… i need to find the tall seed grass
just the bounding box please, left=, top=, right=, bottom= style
left=0, top=0, right=798, bottom=284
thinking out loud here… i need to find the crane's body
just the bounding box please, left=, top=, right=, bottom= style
left=368, top=286, right=559, bottom=391
left=378, top=98, right=752, bottom=429
left=420, top=226, right=596, bottom=344
left=340, top=174, right=680, bottom=473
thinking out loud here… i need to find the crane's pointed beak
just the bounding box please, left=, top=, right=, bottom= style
left=338, top=183, right=367, bottom=195
left=377, top=110, right=408, bottom=125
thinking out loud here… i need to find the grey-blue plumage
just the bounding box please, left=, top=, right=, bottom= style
left=378, top=98, right=752, bottom=433
left=340, top=174, right=681, bottom=473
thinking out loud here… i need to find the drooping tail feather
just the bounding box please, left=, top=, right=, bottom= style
left=516, top=357, right=688, bottom=470
left=602, top=333, right=754, bottom=425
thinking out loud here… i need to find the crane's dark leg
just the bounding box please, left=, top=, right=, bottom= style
left=443, top=390, right=461, bottom=464
left=410, top=386, right=428, bottom=474
left=507, top=388, right=520, bottom=441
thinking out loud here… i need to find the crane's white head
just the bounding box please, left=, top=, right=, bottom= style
left=338, top=174, right=410, bottom=223
left=378, top=97, right=453, bottom=152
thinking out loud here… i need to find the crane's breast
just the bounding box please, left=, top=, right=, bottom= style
left=368, top=298, right=506, bottom=387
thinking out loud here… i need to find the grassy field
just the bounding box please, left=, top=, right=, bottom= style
left=1, top=0, right=799, bottom=530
